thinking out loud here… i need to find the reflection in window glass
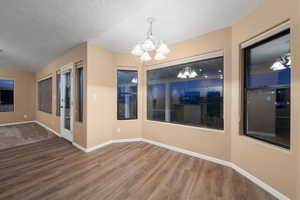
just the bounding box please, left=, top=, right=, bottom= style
left=38, top=77, right=52, bottom=113
left=117, top=70, right=138, bottom=120
left=147, top=57, right=224, bottom=130
left=0, top=79, right=14, bottom=112
left=244, top=29, right=290, bottom=149
left=76, top=67, right=84, bottom=122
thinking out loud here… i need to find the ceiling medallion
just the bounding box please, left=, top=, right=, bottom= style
left=131, top=17, right=170, bottom=62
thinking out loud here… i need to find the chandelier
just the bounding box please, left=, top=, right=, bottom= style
left=177, top=66, right=198, bottom=79
left=131, top=18, right=170, bottom=61
left=270, top=53, right=291, bottom=71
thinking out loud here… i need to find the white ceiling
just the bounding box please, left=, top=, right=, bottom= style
left=0, top=0, right=263, bottom=71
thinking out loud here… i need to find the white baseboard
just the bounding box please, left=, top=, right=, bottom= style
left=112, top=138, right=143, bottom=143
left=72, top=142, right=87, bottom=152
left=76, top=138, right=288, bottom=200
left=34, top=120, right=61, bottom=137
left=0, top=121, right=35, bottom=127
left=231, top=164, right=288, bottom=200
left=72, top=138, right=144, bottom=153
left=141, top=138, right=232, bottom=167
left=86, top=141, right=112, bottom=152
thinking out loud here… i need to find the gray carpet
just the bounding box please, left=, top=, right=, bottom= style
left=0, top=122, right=57, bottom=150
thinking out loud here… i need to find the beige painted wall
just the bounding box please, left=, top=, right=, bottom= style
left=86, top=43, right=115, bottom=147
left=35, top=43, right=87, bottom=147
left=0, top=68, right=36, bottom=123
left=142, top=27, right=232, bottom=161
left=296, top=0, right=300, bottom=199
left=231, top=0, right=298, bottom=198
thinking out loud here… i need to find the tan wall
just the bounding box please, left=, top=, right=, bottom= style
left=231, top=0, right=298, bottom=198
left=113, top=53, right=143, bottom=140
left=0, top=68, right=36, bottom=123
left=296, top=0, right=300, bottom=199
left=35, top=43, right=87, bottom=147
left=86, top=43, right=115, bottom=147
left=142, top=27, right=232, bottom=161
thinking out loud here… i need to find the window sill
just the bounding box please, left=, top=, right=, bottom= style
left=239, top=134, right=291, bottom=153
left=145, top=120, right=224, bottom=134
left=117, top=118, right=138, bottom=121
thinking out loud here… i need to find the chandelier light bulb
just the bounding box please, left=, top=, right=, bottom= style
left=157, top=42, right=170, bottom=54
left=189, top=70, right=198, bottom=78
left=140, top=51, right=151, bottom=61
left=270, top=61, right=286, bottom=71
left=154, top=52, right=166, bottom=60
left=131, top=77, right=138, bottom=83
left=183, top=68, right=190, bottom=77
left=142, top=39, right=155, bottom=51
left=131, top=44, right=144, bottom=56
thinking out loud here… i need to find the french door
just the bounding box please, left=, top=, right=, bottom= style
left=60, top=64, right=74, bottom=142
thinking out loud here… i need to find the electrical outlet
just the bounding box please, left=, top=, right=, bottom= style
left=116, top=128, right=121, bottom=133
left=24, top=114, right=28, bottom=119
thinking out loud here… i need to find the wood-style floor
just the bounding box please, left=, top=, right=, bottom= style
left=0, top=138, right=276, bottom=200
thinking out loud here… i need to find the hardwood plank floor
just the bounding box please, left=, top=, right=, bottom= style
left=0, top=138, right=276, bottom=200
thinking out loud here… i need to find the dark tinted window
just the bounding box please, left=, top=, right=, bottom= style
left=147, top=57, right=224, bottom=130
left=0, top=79, right=14, bottom=112
left=244, top=29, right=290, bottom=149
left=76, top=68, right=84, bottom=122
left=56, top=71, right=61, bottom=116
left=38, top=77, right=52, bottom=113
left=117, top=70, right=138, bottom=120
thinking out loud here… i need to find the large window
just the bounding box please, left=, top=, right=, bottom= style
left=56, top=71, right=61, bottom=116
left=147, top=57, right=224, bottom=130
left=244, top=29, right=291, bottom=149
left=76, top=67, right=84, bottom=122
left=0, top=79, right=14, bottom=112
left=117, top=70, right=138, bottom=120
left=38, top=77, right=52, bottom=113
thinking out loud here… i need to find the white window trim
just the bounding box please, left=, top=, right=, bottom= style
left=117, top=66, right=138, bottom=71
left=37, top=74, right=52, bottom=82
left=241, top=21, right=290, bottom=49
left=146, top=50, right=224, bottom=71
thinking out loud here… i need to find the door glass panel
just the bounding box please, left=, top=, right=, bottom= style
left=64, top=71, right=71, bottom=130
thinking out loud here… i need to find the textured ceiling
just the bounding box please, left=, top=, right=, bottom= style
left=0, top=0, right=262, bottom=71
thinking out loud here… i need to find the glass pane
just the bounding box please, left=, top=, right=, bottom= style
left=117, top=70, right=138, bottom=120
left=64, top=72, right=71, bottom=130
left=77, top=68, right=84, bottom=122
left=38, top=78, right=52, bottom=113
left=245, top=30, right=290, bottom=149
left=0, top=80, right=14, bottom=112
left=246, top=30, right=291, bottom=88
left=56, top=72, right=61, bottom=116
left=147, top=84, right=166, bottom=121
left=118, top=93, right=137, bottom=120
left=147, top=57, right=224, bottom=129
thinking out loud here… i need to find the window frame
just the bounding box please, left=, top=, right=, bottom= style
left=0, top=78, right=15, bottom=113
left=37, top=75, right=53, bottom=114
left=145, top=51, right=225, bottom=131
left=242, top=28, right=291, bottom=149
left=117, top=68, right=138, bottom=120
